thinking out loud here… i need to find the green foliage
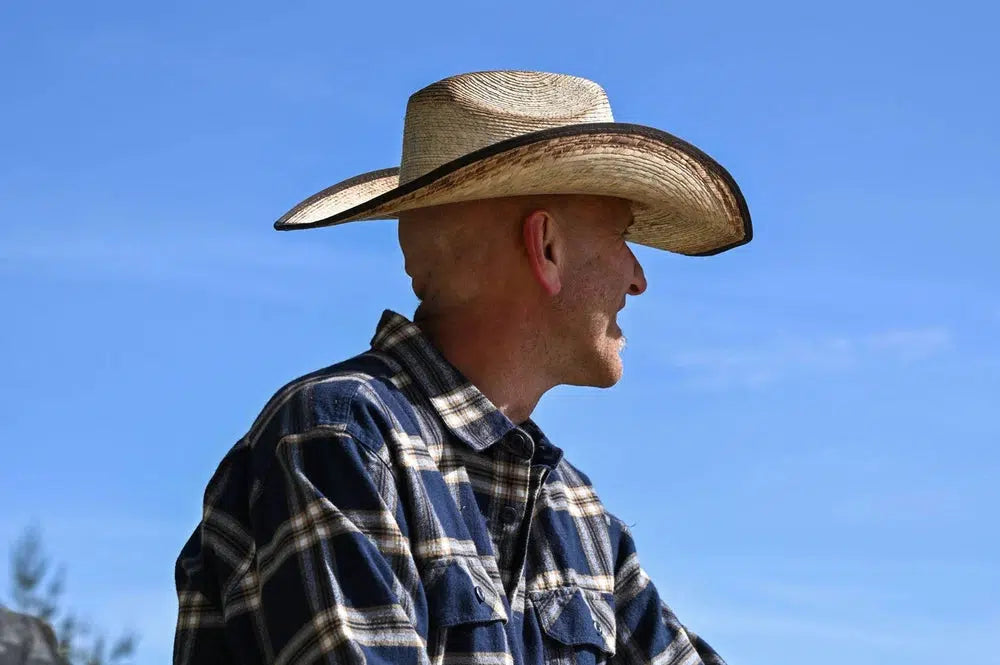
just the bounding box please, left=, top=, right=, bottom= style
left=6, top=525, right=138, bottom=665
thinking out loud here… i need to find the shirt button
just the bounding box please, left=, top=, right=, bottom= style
left=593, top=619, right=602, bottom=634
left=500, top=505, right=519, bottom=524
left=474, top=585, right=486, bottom=603
left=508, top=429, right=533, bottom=458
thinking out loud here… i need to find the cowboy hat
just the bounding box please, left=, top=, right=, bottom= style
left=274, top=70, right=751, bottom=256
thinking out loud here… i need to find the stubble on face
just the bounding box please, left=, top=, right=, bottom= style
left=548, top=196, right=639, bottom=389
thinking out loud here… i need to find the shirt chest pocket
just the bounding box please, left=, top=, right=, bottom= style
left=423, top=556, right=510, bottom=658
left=529, top=588, right=617, bottom=665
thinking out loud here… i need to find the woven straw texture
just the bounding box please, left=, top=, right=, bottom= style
left=275, top=71, right=751, bottom=256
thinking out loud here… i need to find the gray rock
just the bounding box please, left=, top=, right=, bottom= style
left=0, top=607, right=69, bottom=665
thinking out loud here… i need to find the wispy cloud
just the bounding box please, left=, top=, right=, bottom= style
left=0, top=223, right=397, bottom=302
left=674, top=570, right=1000, bottom=659
left=703, top=605, right=1000, bottom=657
left=829, top=486, right=970, bottom=524
left=863, top=328, right=952, bottom=362
left=668, top=327, right=952, bottom=389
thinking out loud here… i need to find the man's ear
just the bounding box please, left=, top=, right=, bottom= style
left=523, top=209, right=562, bottom=296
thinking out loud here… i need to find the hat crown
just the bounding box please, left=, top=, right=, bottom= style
left=399, top=71, right=614, bottom=185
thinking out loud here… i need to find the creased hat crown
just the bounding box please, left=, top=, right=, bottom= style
left=399, top=71, right=615, bottom=185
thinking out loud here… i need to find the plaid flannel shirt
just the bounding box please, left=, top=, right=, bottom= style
left=174, top=310, right=725, bottom=665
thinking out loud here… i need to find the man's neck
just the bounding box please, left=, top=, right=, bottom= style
left=412, top=303, right=552, bottom=425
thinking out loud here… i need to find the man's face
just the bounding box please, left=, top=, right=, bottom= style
left=552, top=196, right=647, bottom=388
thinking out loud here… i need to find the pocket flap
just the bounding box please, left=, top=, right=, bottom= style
left=530, top=588, right=616, bottom=656
left=423, top=556, right=508, bottom=627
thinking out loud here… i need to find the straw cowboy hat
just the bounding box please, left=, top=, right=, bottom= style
left=274, top=70, right=752, bottom=256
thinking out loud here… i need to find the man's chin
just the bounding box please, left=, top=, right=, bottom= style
left=592, top=371, right=621, bottom=389
left=579, top=353, right=624, bottom=389
left=562, top=339, right=626, bottom=388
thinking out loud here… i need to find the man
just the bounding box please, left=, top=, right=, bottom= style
left=174, top=70, right=751, bottom=665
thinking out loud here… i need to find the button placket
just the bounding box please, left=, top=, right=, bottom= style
left=496, top=429, right=531, bottom=533
left=484, top=428, right=537, bottom=600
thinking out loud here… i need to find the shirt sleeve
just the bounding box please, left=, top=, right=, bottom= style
left=174, top=427, right=430, bottom=665
left=610, top=518, right=726, bottom=665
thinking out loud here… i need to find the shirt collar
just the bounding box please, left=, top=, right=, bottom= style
left=370, top=309, right=518, bottom=452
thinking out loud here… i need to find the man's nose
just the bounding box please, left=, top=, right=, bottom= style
left=628, top=253, right=647, bottom=296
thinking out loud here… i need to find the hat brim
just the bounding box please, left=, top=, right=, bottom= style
left=273, top=122, right=751, bottom=256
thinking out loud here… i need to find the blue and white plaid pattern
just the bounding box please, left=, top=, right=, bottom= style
left=174, top=310, right=725, bottom=665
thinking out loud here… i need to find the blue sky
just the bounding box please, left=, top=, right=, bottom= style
left=1, top=1, right=998, bottom=663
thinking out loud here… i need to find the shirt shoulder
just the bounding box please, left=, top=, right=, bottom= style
left=177, top=350, right=420, bottom=592
left=241, top=349, right=419, bottom=480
